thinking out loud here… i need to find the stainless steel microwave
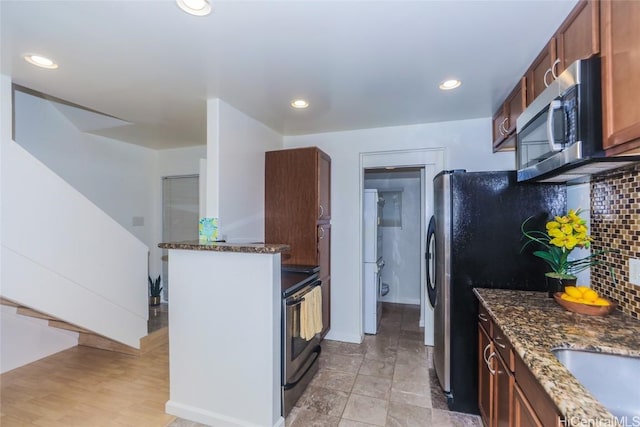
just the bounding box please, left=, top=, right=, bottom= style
left=516, top=58, right=604, bottom=182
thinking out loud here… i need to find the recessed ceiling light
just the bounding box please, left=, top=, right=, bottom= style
left=24, top=54, right=58, bottom=69
left=290, top=99, right=309, bottom=109
left=176, top=0, right=211, bottom=16
left=439, top=79, right=462, bottom=90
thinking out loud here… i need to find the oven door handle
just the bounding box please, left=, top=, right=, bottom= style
left=285, top=281, right=322, bottom=306
left=282, top=345, right=322, bottom=391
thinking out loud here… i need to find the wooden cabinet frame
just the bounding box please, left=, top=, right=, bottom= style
left=493, top=78, right=526, bottom=152
left=265, top=147, right=332, bottom=337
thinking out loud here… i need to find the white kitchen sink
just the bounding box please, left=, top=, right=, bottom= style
left=552, top=348, right=640, bottom=420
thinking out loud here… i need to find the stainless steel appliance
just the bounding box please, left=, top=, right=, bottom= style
left=516, top=57, right=639, bottom=183
left=281, top=268, right=321, bottom=416
left=428, top=170, right=566, bottom=413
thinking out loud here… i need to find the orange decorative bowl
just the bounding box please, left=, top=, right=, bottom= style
left=553, top=293, right=617, bottom=316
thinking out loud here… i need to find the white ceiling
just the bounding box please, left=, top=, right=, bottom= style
left=1, top=0, right=578, bottom=149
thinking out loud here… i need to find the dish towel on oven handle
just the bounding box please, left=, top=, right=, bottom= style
left=300, top=285, right=323, bottom=341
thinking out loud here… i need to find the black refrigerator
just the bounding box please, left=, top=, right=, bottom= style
left=426, top=170, right=566, bottom=414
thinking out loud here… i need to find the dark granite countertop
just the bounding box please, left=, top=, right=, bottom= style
left=474, top=288, right=640, bottom=425
left=158, top=240, right=290, bottom=254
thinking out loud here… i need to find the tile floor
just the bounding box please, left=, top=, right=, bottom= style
left=170, top=303, right=482, bottom=427
left=285, top=303, right=482, bottom=427
left=149, top=302, right=169, bottom=333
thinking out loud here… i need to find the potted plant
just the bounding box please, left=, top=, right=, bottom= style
left=521, top=209, right=608, bottom=297
left=149, top=275, right=162, bottom=306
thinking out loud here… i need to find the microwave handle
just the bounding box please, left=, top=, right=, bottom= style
left=546, top=99, right=564, bottom=152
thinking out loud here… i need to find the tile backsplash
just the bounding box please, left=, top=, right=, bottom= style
left=590, top=163, right=640, bottom=319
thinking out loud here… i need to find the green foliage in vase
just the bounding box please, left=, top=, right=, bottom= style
left=149, top=275, right=162, bottom=297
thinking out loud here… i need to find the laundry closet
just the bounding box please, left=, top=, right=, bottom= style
left=363, top=168, right=423, bottom=330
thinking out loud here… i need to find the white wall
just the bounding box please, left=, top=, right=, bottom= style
left=567, top=182, right=591, bottom=285
left=0, top=75, right=7, bottom=298
left=365, top=173, right=422, bottom=305
left=1, top=305, right=78, bottom=374
left=206, top=99, right=283, bottom=242
left=284, top=118, right=514, bottom=342
left=13, top=90, right=159, bottom=273
left=158, top=146, right=206, bottom=177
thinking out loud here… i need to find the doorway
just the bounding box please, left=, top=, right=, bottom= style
left=360, top=148, right=444, bottom=346
left=162, top=175, right=199, bottom=301
left=364, top=168, right=422, bottom=307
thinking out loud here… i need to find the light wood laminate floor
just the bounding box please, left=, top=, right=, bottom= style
left=0, top=342, right=174, bottom=427
left=2, top=303, right=481, bottom=427
left=1, top=304, right=174, bottom=427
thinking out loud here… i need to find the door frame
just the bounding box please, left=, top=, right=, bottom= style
left=359, top=148, right=445, bottom=345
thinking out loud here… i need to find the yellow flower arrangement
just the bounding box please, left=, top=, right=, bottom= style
left=521, top=209, right=601, bottom=279
left=545, top=209, right=592, bottom=251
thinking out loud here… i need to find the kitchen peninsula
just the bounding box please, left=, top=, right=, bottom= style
left=158, top=241, right=290, bottom=427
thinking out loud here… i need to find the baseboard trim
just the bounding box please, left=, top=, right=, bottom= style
left=324, top=330, right=362, bottom=344
left=166, top=400, right=284, bottom=427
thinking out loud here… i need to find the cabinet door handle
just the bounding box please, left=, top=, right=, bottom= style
left=551, top=58, right=561, bottom=80
left=487, top=352, right=496, bottom=375
left=483, top=343, right=492, bottom=364
left=318, top=226, right=325, bottom=240
left=501, top=117, right=509, bottom=134
left=478, top=313, right=489, bottom=323
left=319, top=205, right=324, bottom=218
left=544, top=68, right=553, bottom=88
left=494, top=336, right=507, bottom=349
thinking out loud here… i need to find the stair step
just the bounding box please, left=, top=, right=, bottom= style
left=5, top=298, right=168, bottom=357
left=16, top=307, right=56, bottom=320
left=78, top=332, right=140, bottom=356
left=139, top=326, right=168, bottom=353
left=0, top=297, right=20, bottom=307
left=48, top=320, right=91, bottom=333
left=78, top=326, right=167, bottom=356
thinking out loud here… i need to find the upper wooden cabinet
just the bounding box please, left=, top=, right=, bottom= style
left=526, top=40, right=557, bottom=106
left=525, top=0, right=599, bottom=106
left=556, top=0, right=600, bottom=75
left=600, top=0, right=640, bottom=154
left=265, top=146, right=331, bottom=266
left=493, top=78, right=526, bottom=152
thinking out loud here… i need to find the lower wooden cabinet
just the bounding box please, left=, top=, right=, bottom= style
left=513, top=383, right=543, bottom=427
left=478, top=303, right=562, bottom=427
left=320, top=278, right=330, bottom=337
left=317, top=223, right=330, bottom=337
left=494, top=352, right=514, bottom=427
left=478, top=324, right=493, bottom=425
left=478, top=320, right=513, bottom=427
